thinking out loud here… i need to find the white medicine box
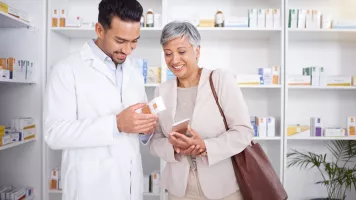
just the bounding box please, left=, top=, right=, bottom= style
left=257, top=9, right=266, bottom=28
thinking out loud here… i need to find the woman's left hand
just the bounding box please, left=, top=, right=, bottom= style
left=171, top=126, right=206, bottom=156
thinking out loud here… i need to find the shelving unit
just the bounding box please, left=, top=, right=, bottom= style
left=288, top=136, right=356, bottom=141
left=0, top=11, right=30, bottom=28
left=0, top=79, right=37, bottom=84
left=285, top=0, right=356, bottom=199
left=43, top=0, right=356, bottom=200
left=0, top=138, right=37, bottom=151
left=0, top=0, right=45, bottom=199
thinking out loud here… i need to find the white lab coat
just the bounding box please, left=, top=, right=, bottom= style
left=44, top=42, right=147, bottom=200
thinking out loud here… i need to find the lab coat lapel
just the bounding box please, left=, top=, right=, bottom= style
left=122, top=58, right=134, bottom=97
left=80, top=42, right=117, bottom=86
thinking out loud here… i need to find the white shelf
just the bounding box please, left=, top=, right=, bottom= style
left=51, top=27, right=162, bottom=39
left=51, top=27, right=281, bottom=40
left=0, top=138, right=36, bottom=151
left=253, top=137, right=281, bottom=141
left=289, top=28, right=356, bottom=41
left=288, top=136, right=356, bottom=141
left=143, top=192, right=160, bottom=197
left=198, top=27, right=281, bottom=39
left=239, top=85, right=281, bottom=89
left=0, top=79, right=36, bottom=84
left=288, top=86, right=356, bottom=90
left=0, top=11, right=30, bottom=28
left=49, top=190, right=62, bottom=194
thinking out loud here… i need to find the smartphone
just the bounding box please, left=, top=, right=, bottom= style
left=172, top=118, right=190, bottom=136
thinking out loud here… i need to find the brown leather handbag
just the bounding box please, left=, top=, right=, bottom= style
left=209, top=71, right=288, bottom=200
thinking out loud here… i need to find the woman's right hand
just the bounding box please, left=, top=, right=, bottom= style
left=168, top=132, right=203, bottom=156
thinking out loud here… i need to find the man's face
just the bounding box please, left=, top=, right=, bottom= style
left=96, top=16, right=140, bottom=65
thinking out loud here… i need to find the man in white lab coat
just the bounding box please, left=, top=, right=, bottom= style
left=44, top=0, right=157, bottom=199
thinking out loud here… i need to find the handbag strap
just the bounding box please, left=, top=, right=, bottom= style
left=209, top=71, right=228, bottom=132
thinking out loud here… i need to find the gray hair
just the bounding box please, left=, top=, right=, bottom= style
left=160, top=21, right=201, bottom=48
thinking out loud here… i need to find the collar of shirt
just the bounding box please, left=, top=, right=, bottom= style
left=88, top=39, right=123, bottom=71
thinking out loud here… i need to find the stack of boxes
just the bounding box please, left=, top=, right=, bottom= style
left=288, top=67, right=353, bottom=87
left=0, top=1, right=30, bottom=23
left=289, top=9, right=324, bottom=29
left=137, top=59, right=161, bottom=84
left=50, top=168, right=62, bottom=191
left=251, top=116, right=276, bottom=137
left=288, top=117, right=356, bottom=137
left=0, top=118, right=36, bottom=147
left=249, top=9, right=280, bottom=28
left=0, top=186, right=33, bottom=200
left=0, top=58, right=34, bottom=81
left=289, top=9, right=356, bottom=29
left=236, top=66, right=279, bottom=86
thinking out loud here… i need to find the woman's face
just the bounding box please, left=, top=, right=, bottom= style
left=163, top=37, right=200, bottom=80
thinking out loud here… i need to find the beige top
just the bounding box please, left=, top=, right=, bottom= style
left=175, top=86, right=198, bottom=169
left=149, top=68, right=253, bottom=199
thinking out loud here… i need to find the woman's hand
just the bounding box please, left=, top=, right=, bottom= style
left=170, top=126, right=206, bottom=156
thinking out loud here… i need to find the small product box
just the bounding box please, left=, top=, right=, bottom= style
left=347, top=117, right=355, bottom=136
left=289, top=9, right=298, bottom=28
left=258, top=68, right=272, bottom=85
left=248, top=9, right=258, bottom=28
left=319, top=67, right=327, bottom=86
left=267, top=117, right=275, bottom=137
left=311, top=67, right=320, bottom=86
left=313, top=10, right=322, bottom=29
left=326, top=76, right=351, bottom=86
left=298, top=9, right=307, bottom=29
left=306, top=9, right=313, bottom=29
left=256, top=117, right=267, bottom=137
left=250, top=116, right=258, bottom=137
left=236, top=74, right=261, bottom=85
left=324, top=128, right=346, bottom=137
left=257, top=9, right=266, bottom=28
left=273, top=9, right=281, bottom=28
left=139, top=96, right=166, bottom=115
left=287, top=75, right=311, bottom=86
left=310, top=117, right=322, bottom=137
left=272, top=66, right=279, bottom=84
left=265, top=9, right=273, bottom=28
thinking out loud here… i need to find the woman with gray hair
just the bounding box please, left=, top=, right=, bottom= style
left=149, top=21, right=253, bottom=200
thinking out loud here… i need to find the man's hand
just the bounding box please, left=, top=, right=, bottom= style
left=116, top=103, right=158, bottom=134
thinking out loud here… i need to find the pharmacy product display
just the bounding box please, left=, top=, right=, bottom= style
left=251, top=116, right=276, bottom=137
left=51, top=8, right=162, bottom=29
left=289, top=9, right=356, bottom=29
left=0, top=58, right=34, bottom=81
left=288, top=67, right=356, bottom=87
left=0, top=1, right=30, bottom=23
left=0, top=186, right=34, bottom=200
left=287, top=117, right=356, bottom=138
left=181, top=9, right=280, bottom=29
left=0, top=118, right=36, bottom=147
left=236, top=66, right=279, bottom=85
left=137, top=59, right=161, bottom=84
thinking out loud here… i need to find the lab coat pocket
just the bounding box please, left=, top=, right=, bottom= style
left=77, top=158, right=128, bottom=200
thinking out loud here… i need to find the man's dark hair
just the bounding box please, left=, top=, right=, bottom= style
left=98, top=0, right=143, bottom=30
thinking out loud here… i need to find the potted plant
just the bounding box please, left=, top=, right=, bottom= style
left=287, top=140, right=356, bottom=200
